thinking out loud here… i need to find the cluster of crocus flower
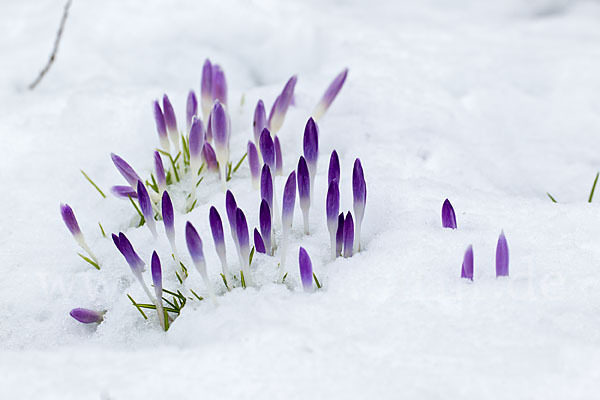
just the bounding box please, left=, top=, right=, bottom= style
left=65, top=60, right=351, bottom=329
left=441, top=199, right=510, bottom=281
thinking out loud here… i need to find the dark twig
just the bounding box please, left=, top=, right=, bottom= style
left=28, top=0, right=73, bottom=90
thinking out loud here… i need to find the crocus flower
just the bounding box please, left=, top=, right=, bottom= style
left=161, top=191, right=181, bottom=271
left=326, top=180, right=340, bottom=259
left=114, top=232, right=154, bottom=303
left=303, top=118, right=319, bottom=196
left=274, top=135, right=283, bottom=176
left=202, top=142, right=218, bottom=172
left=253, top=100, right=267, bottom=146
left=352, top=158, right=366, bottom=252
left=153, top=100, right=170, bottom=151
left=297, top=156, right=311, bottom=234
left=312, top=68, right=348, bottom=121
left=268, top=75, right=297, bottom=133
left=211, top=101, right=230, bottom=187
left=259, top=128, right=275, bottom=170
left=442, top=199, right=457, bottom=229
left=298, top=247, right=313, bottom=292
left=212, top=64, right=227, bottom=106
left=185, top=221, right=217, bottom=304
left=461, top=245, right=474, bottom=281
left=186, top=90, right=198, bottom=132
left=60, top=203, right=98, bottom=264
left=254, top=228, right=266, bottom=254
left=163, top=94, right=180, bottom=152
left=259, top=199, right=272, bottom=255
left=189, top=117, right=205, bottom=176
left=247, top=141, right=260, bottom=189
left=343, top=212, right=354, bottom=258
left=335, top=213, right=344, bottom=257
left=496, top=231, right=509, bottom=277
left=209, top=206, right=231, bottom=286
left=328, top=150, right=340, bottom=186
left=69, top=308, right=104, bottom=324
left=201, top=59, right=213, bottom=121
left=111, top=186, right=138, bottom=199
left=235, top=208, right=253, bottom=286
left=261, top=164, right=273, bottom=218
left=225, top=190, right=239, bottom=247
left=111, top=153, right=142, bottom=189
left=151, top=251, right=166, bottom=330
left=154, top=151, right=166, bottom=193
left=205, top=108, right=213, bottom=143
left=278, top=171, right=297, bottom=281
left=137, top=181, right=157, bottom=238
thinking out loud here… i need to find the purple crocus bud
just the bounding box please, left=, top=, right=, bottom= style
left=209, top=206, right=230, bottom=285
left=60, top=203, right=82, bottom=238
left=303, top=118, right=319, bottom=188
left=111, top=186, right=138, bottom=199
left=259, top=199, right=272, bottom=255
left=236, top=208, right=250, bottom=260
left=116, top=232, right=145, bottom=273
left=111, top=153, right=142, bottom=189
left=352, top=158, right=367, bottom=252
left=202, top=142, right=218, bottom=172
left=201, top=59, right=213, bottom=120
left=496, top=231, right=509, bottom=277
left=335, top=213, right=344, bottom=257
left=298, top=247, right=313, bottom=292
left=205, top=109, right=213, bottom=143
left=137, top=181, right=157, bottom=238
left=186, top=90, right=198, bottom=132
left=326, top=180, right=340, bottom=259
left=225, top=190, right=238, bottom=238
left=297, top=156, right=311, bottom=234
left=328, top=150, right=340, bottom=186
left=268, top=75, right=297, bottom=133
left=461, top=245, right=474, bottom=281
left=442, top=199, right=457, bottom=229
left=186, top=221, right=217, bottom=303
left=153, top=100, right=170, bottom=151
left=253, top=100, right=267, bottom=146
left=70, top=308, right=104, bottom=324
left=313, top=68, right=348, bottom=121
left=162, top=191, right=174, bottom=241
left=261, top=164, right=273, bottom=218
left=343, top=212, right=354, bottom=258
left=189, top=117, right=205, bottom=174
left=281, top=171, right=296, bottom=232
left=259, top=128, right=275, bottom=170
left=211, top=101, right=229, bottom=182
left=162, top=94, right=180, bottom=151
left=254, top=228, right=266, bottom=254
left=274, top=135, right=283, bottom=176
left=212, top=64, right=227, bottom=106
left=151, top=251, right=165, bottom=329
left=154, top=151, right=166, bottom=193
left=247, top=141, right=260, bottom=189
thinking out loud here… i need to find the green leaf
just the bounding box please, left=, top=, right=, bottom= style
left=98, top=222, right=106, bottom=238
left=249, top=246, right=255, bottom=265
left=589, top=172, right=599, bottom=203
left=313, top=272, right=322, bottom=289
left=240, top=270, right=246, bottom=289
left=128, top=196, right=145, bottom=226
left=233, top=152, right=248, bottom=173
left=189, top=289, right=204, bottom=301
left=546, top=192, right=557, bottom=203
left=127, top=294, right=148, bottom=319
left=80, top=170, right=106, bottom=198
left=77, top=253, right=100, bottom=270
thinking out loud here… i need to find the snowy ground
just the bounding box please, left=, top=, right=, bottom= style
left=2, top=0, right=600, bottom=398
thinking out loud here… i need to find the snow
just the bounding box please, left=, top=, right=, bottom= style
left=2, top=0, right=600, bottom=398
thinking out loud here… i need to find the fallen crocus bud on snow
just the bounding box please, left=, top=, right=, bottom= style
left=297, top=156, right=311, bottom=234
left=69, top=308, right=104, bottom=324
left=260, top=199, right=272, bottom=255
left=268, top=75, right=297, bottom=134
left=185, top=221, right=217, bottom=304
left=153, top=100, right=170, bottom=152
left=111, top=153, right=142, bottom=189
left=496, top=231, right=509, bottom=277
left=247, top=141, right=260, bottom=189
left=326, top=180, right=340, bottom=259
left=298, top=247, right=313, bottom=292
left=162, top=94, right=180, bottom=152
left=312, top=68, right=348, bottom=121
left=441, top=199, right=457, bottom=229
left=461, top=245, right=474, bottom=281
left=352, top=158, right=366, bottom=252
left=343, top=212, right=354, bottom=258
left=137, top=181, right=157, bottom=238
left=328, top=150, right=340, bottom=186
left=151, top=251, right=166, bottom=330
left=209, top=206, right=231, bottom=286
left=200, top=59, right=213, bottom=121
left=186, top=90, right=198, bottom=133
left=60, top=203, right=99, bottom=266
left=254, top=228, right=266, bottom=254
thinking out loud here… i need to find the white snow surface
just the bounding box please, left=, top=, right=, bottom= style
left=2, top=0, right=600, bottom=398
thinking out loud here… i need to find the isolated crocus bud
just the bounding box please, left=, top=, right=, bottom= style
left=211, top=101, right=229, bottom=185
left=328, top=150, right=340, bottom=186
left=153, top=100, right=170, bottom=151
left=343, top=212, right=354, bottom=258
left=259, top=128, right=275, bottom=170
left=69, top=308, right=104, bottom=324
left=261, top=164, right=273, bottom=218
left=212, top=64, right=227, bottom=106
left=297, top=156, right=311, bottom=234
left=253, top=100, right=267, bottom=146
left=202, top=142, right=218, bottom=172
left=298, top=247, right=313, bottom=292
left=496, top=231, right=509, bottom=277
left=303, top=118, right=319, bottom=195
left=137, top=181, right=157, bottom=238
left=154, top=151, right=166, bottom=193
left=352, top=158, right=367, bottom=252
left=254, top=228, right=266, bottom=254
left=335, top=213, right=344, bottom=257
left=201, top=59, right=213, bottom=120
left=313, top=68, right=348, bottom=121
left=111, top=186, right=138, bottom=199
left=189, top=117, right=205, bottom=175
left=111, top=153, right=142, bottom=189
left=282, top=171, right=297, bottom=232
left=236, top=208, right=253, bottom=285
left=274, top=135, right=283, bottom=176
left=185, top=221, right=217, bottom=304
left=268, top=75, right=297, bottom=133
left=326, top=180, right=340, bottom=259
left=247, top=141, right=260, bottom=189
left=209, top=206, right=231, bottom=284
left=60, top=203, right=82, bottom=239
left=162, top=94, right=180, bottom=152
left=186, top=90, right=198, bottom=132
left=461, top=245, right=474, bottom=281
left=151, top=251, right=166, bottom=329
left=259, top=199, right=272, bottom=255
left=441, top=199, right=457, bottom=229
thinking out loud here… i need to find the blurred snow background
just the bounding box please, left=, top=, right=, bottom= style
left=2, top=0, right=600, bottom=398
